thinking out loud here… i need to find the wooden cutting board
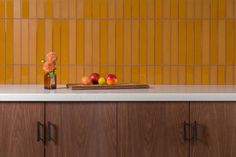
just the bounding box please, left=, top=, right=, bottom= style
left=66, top=83, right=150, bottom=90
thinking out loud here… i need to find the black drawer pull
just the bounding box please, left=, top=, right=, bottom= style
left=37, top=122, right=45, bottom=143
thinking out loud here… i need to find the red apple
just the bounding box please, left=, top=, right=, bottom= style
left=81, top=76, right=92, bottom=85
left=106, top=74, right=118, bottom=85
left=90, top=73, right=100, bottom=84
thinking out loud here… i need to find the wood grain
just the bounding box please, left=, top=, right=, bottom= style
left=0, top=102, right=44, bottom=157
left=190, top=102, right=236, bottom=157
left=118, top=102, right=189, bottom=157
left=45, top=102, right=117, bottom=157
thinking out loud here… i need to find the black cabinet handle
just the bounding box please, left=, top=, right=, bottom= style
left=37, top=122, right=45, bottom=143
left=182, top=121, right=190, bottom=141
left=191, top=121, right=198, bottom=143
left=47, top=121, right=56, bottom=142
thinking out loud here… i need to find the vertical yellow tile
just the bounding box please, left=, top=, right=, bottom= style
left=6, top=0, right=13, bottom=18
left=68, top=66, right=76, bottom=83
left=155, top=20, right=162, bottom=65
left=100, top=21, right=107, bottom=65
left=218, top=0, right=225, bottom=18
left=84, top=20, right=92, bottom=65
left=29, top=20, right=37, bottom=65
left=124, top=0, right=131, bottom=18
left=226, top=20, right=233, bottom=65
left=202, top=21, right=210, bottom=65
left=14, top=66, right=21, bottom=84
left=132, top=19, right=139, bottom=66
left=178, top=66, right=186, bottom=84
left=21, top=65, right=29, bottom=84
left=6, top=66, right=13, bottom=84
left=210, top=66, right=217, bottom=84
left=195, top=0, right=202, bottom=19
left=76, top=20, right=84, bottom=65
left=179, top=20, right=186, bottom=65
left=29, top=66, right=36, bottom=84
left=93, top=20, right=100, bottom=69
left=0, top=20, right=5, bottom=66
left=225, top=66, right=233, bottom=84
left=132, top=66, right=139, bottom=83
left=46, top=0, right=53, bottom=18
left=186, top=0, right=194, bottom=18
left=131, top=0, right=139, bottom=18
left=123, top=20, right=131, bottom=81
left=155, top=66, right=162, bottom=84
left=140, top=0, right=146, bottom=18
left=171, top=21, right=178, bottom=65
left=45, top=20, right=53, bottom=54
left=147, top=66, right=155, bottom=84
left=140, top=20, right=146, bottom=65
left=69, top=0, right=76, bottom=18
left=147, top=20, right=155, bottom=65
left=218, top=20, right=225, bottom=65
left=61, top=0, right=68, bottom=18
left=69, top=21, right=76, bottom=65
left=0, top=66, right=5, bottom=83
left=108, top=0, right=115, bottom=18
left=210, top=20, right=218, bottom=65
left=108, top=20, right=115, bottom=69
left=29, top=0, right=36, bottom=18
left=92, top=0, right=100, bottom=18
left=194, top=66, right=201, bottom=84
left=100, top=0, right=107, bottom=18
left=61, top=20, right=69, bottom=65
left=6, top=20, right=13, bottom=65
left=77, top=0, right=84, bottom=18
left=234, top=21, right=236, bottom=64
left=56, top=65, right=61, bottom=84
left=22, top=20, right=29, bottom=65
left=140, top=66, right=146, bottom=83
left=179, top=0, right=186, bottom=18
left=163, top=21, right=170, bottom=65
left=13, top=20, right=21, bottom=65
left=162, top=66, right=170, bottom=84
left=234, top=67, right=236, bottom=84
left=195, top=20, right=202, bottom=65
left=116, top=0, right=124, bottom=18
left=186, top=66, right=194, bottom=84
left=13, top=0, right=21, bottom=18
left=187, top=20, right=194, bottom=65
left=37, top=20, right=45, bottom=65
left=210, top=0, right=218, bottom=18
left=116, top=20, right=123, bottom=65
left=116, top=66, right=123, bottom=83
left=171, top=0, right=178, bottom=18
left=37, top=66, right=43, bottom=84
left=203, top=0, right=210, bottom=18
left=217, top=66, right=225, bottom=84
left=60, top=66, right=67, bottom=84
left=76, top=66, right=84, bottom=82
left=53, top=20, right=61, bottom=65
left=170, top=66, right=178, bottom=84
left=0, top=0, right=5, bottom=18
left=226, top=0, right=233, bottom=18
left=147, top=0, right=154, bottom=18
left=53, top=0, right=61, bottom=18
left=163, top=0, right=170, bottom=18
left=37, top=0, right=45, bottom=18
left=84, top=0, right=92, bottom=18
left=156, top=0, right=162, bottom=18
left=202, top=66, right=209, bottom=85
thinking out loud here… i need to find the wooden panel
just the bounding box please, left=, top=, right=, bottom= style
left=45, top=102, right=117, bottom=157
left=118, top=102, right=189, bottom=157
left=191, top=102, right=236, bottom=157
left=0, top=102, right=44, bottom=157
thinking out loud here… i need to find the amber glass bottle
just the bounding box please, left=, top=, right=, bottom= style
left=44, top=72, right=57, bottom=89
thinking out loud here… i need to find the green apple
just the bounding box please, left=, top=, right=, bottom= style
left=98, top=77, right=106, bottom=85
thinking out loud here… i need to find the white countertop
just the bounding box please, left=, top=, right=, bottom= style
left=0, top=85, right=236, bottom=101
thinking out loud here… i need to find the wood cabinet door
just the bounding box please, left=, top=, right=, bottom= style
left=190, top=102, right=236, bottom=157
left=45, top=102, right=117, bottom=157
left=118, top=102, right=189, bottom=157
left=0, top=102, right=44, bottom=157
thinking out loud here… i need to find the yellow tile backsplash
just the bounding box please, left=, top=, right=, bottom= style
left=0, top=0, right=235, bottom=84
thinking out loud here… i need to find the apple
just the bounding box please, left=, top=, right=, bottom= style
left=81, top=76, right=92, bottom=85
left=90, top=73, right=100, bottom=84
left=98, top=77, right=106, bottom=85
left=106, top=74, right=118, bottom=85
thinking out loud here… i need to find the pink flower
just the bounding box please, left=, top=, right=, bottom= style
left=46, top=52, right=57, bottom=63
left=43, top=61, right=55, bottom=73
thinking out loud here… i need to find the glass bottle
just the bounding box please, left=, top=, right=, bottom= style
left=44, top=72, right=57, bottom=89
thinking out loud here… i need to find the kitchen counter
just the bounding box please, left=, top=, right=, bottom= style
left=0, top=85, right=236, bottom=101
